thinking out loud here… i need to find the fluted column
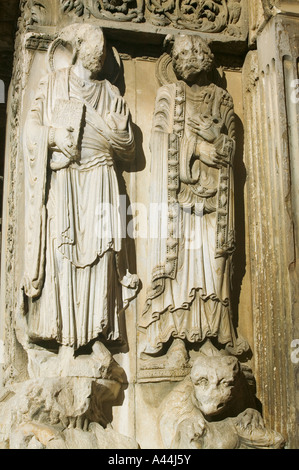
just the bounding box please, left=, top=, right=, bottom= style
left=243, top=13, right=299, bottom=448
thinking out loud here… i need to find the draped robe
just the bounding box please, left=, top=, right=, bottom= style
left=23, top=67, right=136, bottom=349
left=139, top=81, right=237, bottom=354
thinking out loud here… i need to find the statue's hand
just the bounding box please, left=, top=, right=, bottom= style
left=107, top=96, right=129, bottom=132
left=236, top=408, right=265, bottom=432
left=177, top=418, right=206, bottom=449
left=50, top=127, right=77, bottom=160
left=197, top=141, right=228, bottom=169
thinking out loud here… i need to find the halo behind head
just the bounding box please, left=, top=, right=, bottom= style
left=47, top=24, right=123, bottom=82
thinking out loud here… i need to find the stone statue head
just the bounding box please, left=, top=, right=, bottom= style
left=59, top=24, right=107, bottom=76
left=190, top=354, right=241, bottom=417
left=171, top=35, right=214, bottom=82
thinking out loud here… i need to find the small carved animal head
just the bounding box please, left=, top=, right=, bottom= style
left=171, top=35, right=214, bottom=82
left=190, top=355, right=241, bottom=418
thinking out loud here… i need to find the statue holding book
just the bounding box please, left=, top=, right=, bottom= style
left=22, top=24, right=139, bottom=354
left=139, top=34, right=248, bottom=370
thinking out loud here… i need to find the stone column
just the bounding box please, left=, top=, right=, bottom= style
left=243, top=12, right=299, bottom=448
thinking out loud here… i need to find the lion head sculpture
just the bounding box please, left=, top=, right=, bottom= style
left=159, top=352, right=285, bottom=449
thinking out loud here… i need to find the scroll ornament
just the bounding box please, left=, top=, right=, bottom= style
left=59, top=0, right=243, bottom=33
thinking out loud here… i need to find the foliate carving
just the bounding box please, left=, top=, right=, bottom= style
left=159, top=352, right=285, bottom=449
left=60, top=0, right=144, bottom=22
left=61, top=0, right=85, bottom=16
left=146, top=0, right=242, bottom=33
left=58, top=0, right=244, bottom=34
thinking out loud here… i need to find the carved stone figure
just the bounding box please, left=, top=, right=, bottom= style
left=139, top=34, right=246, bottom=365
left=159, top=352, right=285, bottom=449
left=0, top=369, right=139, bottom=449
left=24, top=0, right=55, bottom=26
left=22, top=24, right=139, bottom=353
left=60, top=0, right=145, bottom=22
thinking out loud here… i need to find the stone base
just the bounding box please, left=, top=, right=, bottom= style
left=0, top=376, right=138, bottom=449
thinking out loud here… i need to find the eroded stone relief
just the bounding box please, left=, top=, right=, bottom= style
left=22, top=23, right=139, bottom=351
left=139, top=34, right=248, bottom=376
left=25, top=0, right=246, bottom=38
left=0, top=23, right=140, bottom=449
left=0, top=0, right=292, bottom=450
left=159, top=349, right=285, bottom=449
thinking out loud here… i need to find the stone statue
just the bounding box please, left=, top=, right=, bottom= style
left=159, top=352, right=285, bottom=449
left=22, top=24, right=139, bottom=353
left=139, top=34, right=246, bottom=366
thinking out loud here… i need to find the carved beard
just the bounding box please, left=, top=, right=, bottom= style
left=173, top=56, right=212, bottom=82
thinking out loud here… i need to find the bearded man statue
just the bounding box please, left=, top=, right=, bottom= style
left=139, top=35, right=246, bottom=364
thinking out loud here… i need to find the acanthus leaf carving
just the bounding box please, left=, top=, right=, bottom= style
left=57, top=0, right=244, bottom=35
left=61, top=0, right=85, bottom=16
left=60, top=0, right=145, bottom=23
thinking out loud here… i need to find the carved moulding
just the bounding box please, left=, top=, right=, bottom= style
left=249, top=0, right=299, bottom=46
left=146, top=0, right=244, bottom=35
left=22, top=0, right=248, bottom=43
left=60, top=0, right=244, bottom=34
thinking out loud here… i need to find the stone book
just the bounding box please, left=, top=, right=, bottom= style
left=51, top=98, right=85, bottom=168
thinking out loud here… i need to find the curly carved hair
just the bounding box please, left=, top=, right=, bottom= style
left=170, top=34, right=215, bottom=80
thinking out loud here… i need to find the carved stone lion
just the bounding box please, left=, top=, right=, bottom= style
left=159, top=353, right=285, bottom=449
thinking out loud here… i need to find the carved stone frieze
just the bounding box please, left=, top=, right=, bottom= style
left=19, top=0, right=248, bottom=41
left=61, top=0, right=144, bottom=22
left=146, top=0, right=243, bottom=34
